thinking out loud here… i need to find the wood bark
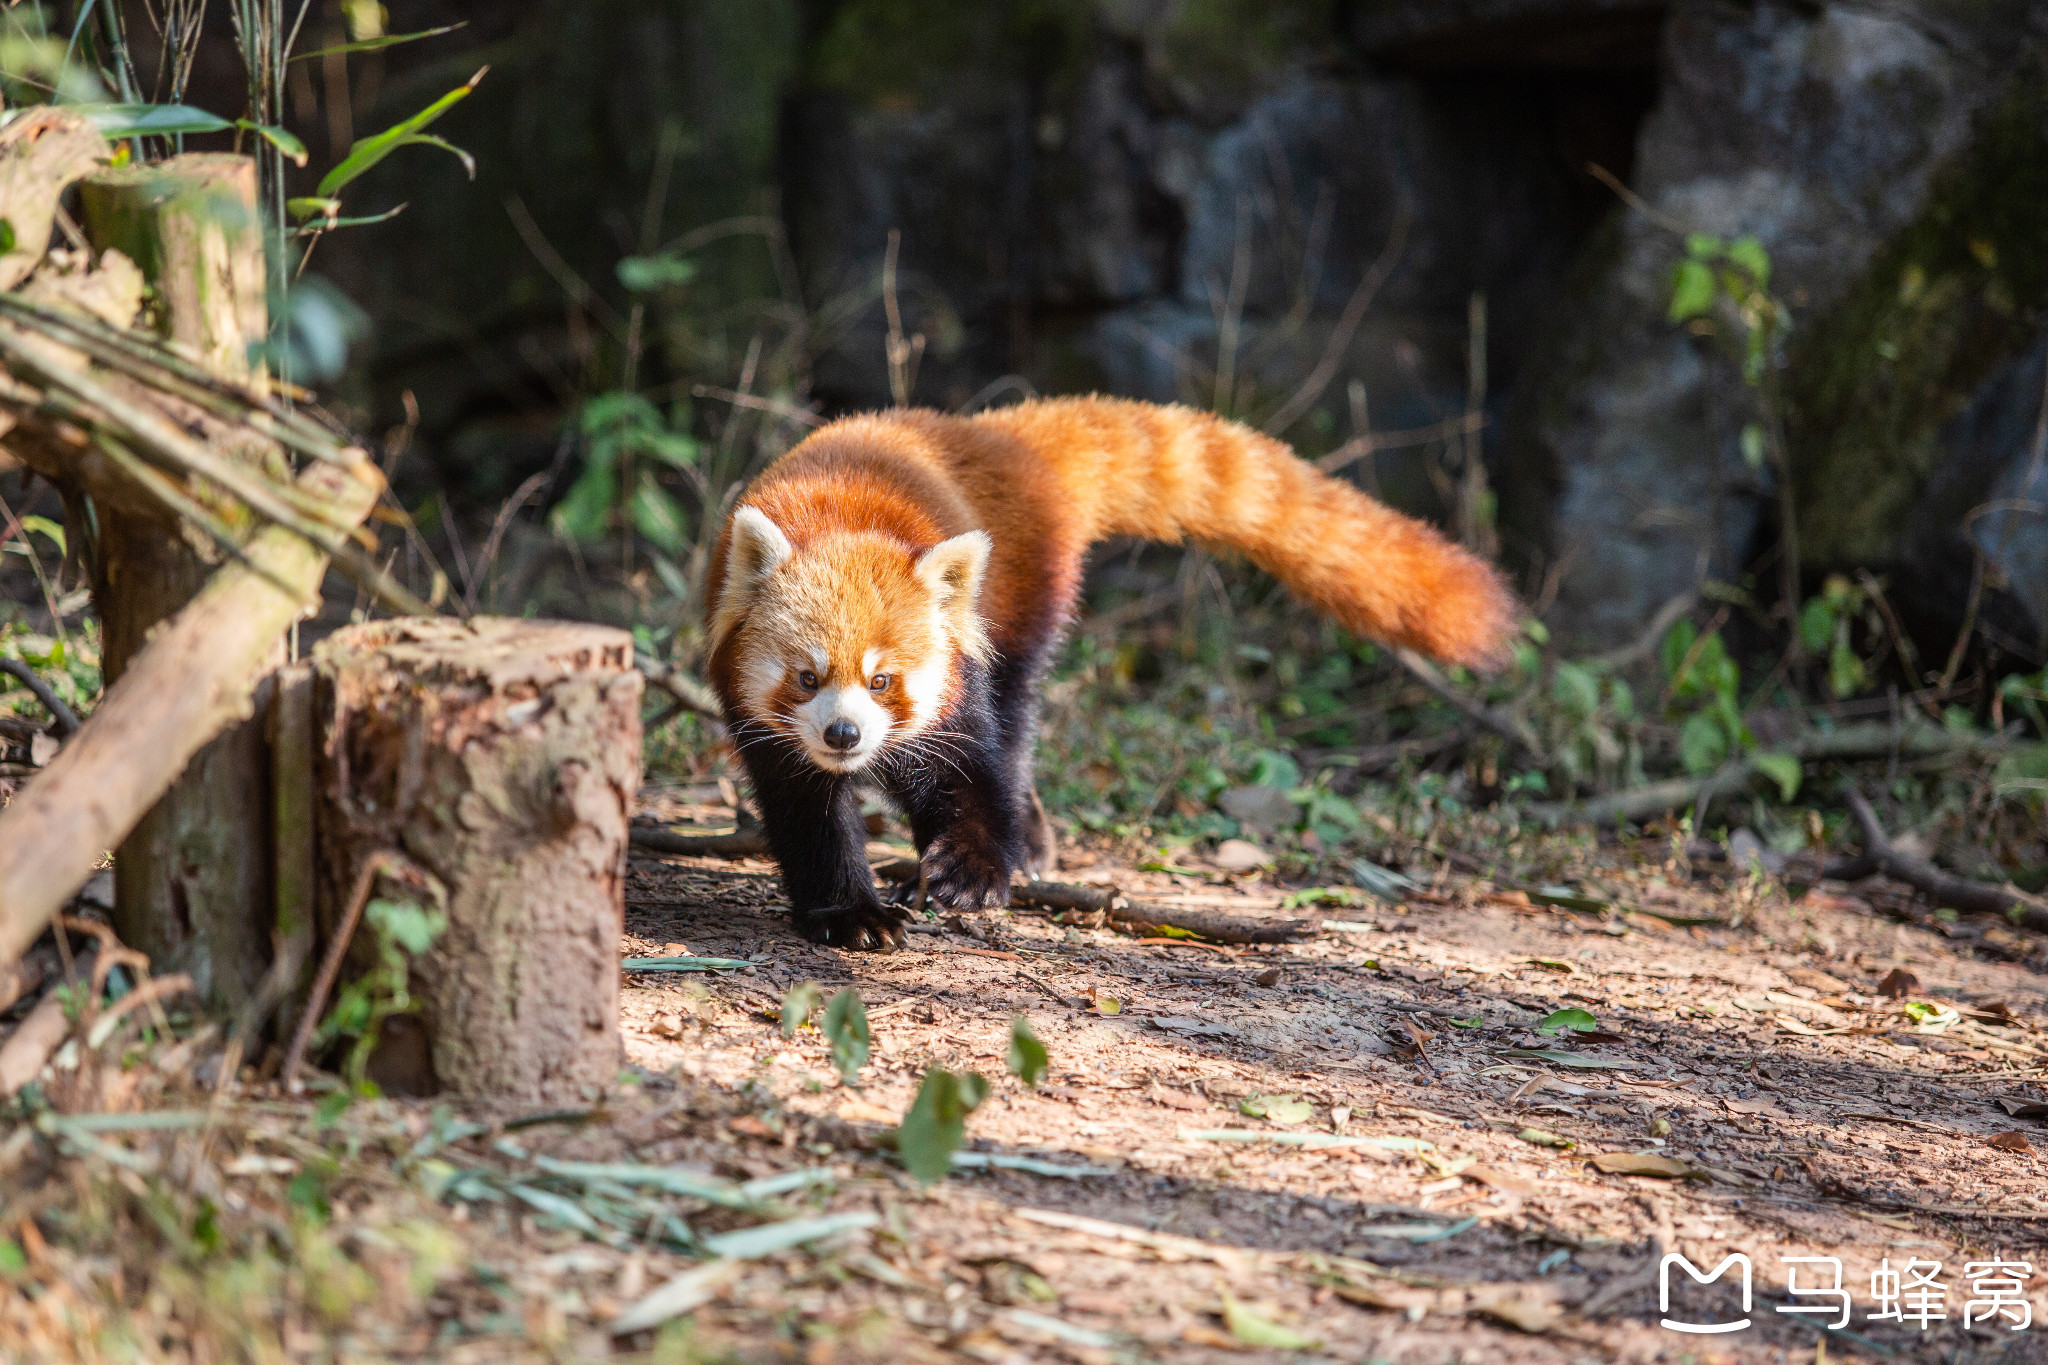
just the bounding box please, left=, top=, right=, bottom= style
left=311, top=618, right=640, bottom=1100
left=76, top=154, right=276, bottom=1005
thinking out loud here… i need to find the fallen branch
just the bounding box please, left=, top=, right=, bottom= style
left=1010, top=879, right=1318, bottom=946
left=1829, top=790, right=2048, bottom=933
left=1527, top=722, right=2003, bottom=829
left=0, top=456, right=384, bottom=968
left=630, top=824, right=769, bottom=859
left=636, top=655, right=722, bottom=721
left=0, top=989, right=70, bottom=1095
left=0, top=659, right=79, bottom=735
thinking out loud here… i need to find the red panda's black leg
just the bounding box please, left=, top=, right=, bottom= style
left=738, top=741, right=905, bottom=950
left=888, top=675, right=1026, bottom=910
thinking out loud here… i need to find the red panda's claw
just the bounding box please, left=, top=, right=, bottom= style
left=922, top=836, right=1014, bottom=912
left=792, top=901, right=908, bottom=952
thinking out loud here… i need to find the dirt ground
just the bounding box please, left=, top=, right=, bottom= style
left=10, top=782, right=2048, bottom=1364
left=591, top=783, right=2048, bottom=1365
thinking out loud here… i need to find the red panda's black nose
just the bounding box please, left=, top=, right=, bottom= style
left=823, top=720, right=861, bottom=751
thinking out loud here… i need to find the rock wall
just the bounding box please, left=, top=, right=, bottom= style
left=285, top=0, right=2046, bottom=664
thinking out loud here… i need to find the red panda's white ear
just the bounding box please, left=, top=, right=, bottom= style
left=709, top=506, right=793, bottom=651
left=728, top=506, right=793, bottom=583
left=916, top=530, right=993, bottom=662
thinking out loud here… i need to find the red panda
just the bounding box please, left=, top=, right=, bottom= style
left=704, top=396, right=1518, bottom=949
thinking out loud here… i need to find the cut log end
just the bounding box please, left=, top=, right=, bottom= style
left=314, top=618, right=641, bottom=1102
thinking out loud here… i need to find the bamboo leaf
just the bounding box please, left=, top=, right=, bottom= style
left=316, top=68, right=485, bottom=198
left=292, top=23, right=468, bottom=61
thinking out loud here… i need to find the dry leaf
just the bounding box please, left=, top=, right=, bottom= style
left=1589, top=1151, right=1698, bottom=1178
left=1461, top=1163, right=1538, bottom=1195
left=836, top=1099, right=901, bottom=1125
left=1987, top=1130, right=2035, bottom=1154
left=1470, top=1290, right=1563, bottom=1334
left=1877, top=968, right=1920, bottom=998
left=1994, top=1097, right=2048, bottom=1119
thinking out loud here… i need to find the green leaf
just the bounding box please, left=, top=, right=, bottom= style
left=1725, top=235, right=1770, bottom=287
left=1550, top=661, right=1600, bottom=722
left=0, top=219, right=17, bottom=254
left=317, top=68, right=485, bottom=198
left=236, top=121, right=308, bottom=165
left=313, top=1091, right=354, bottom=1128
left=1536, top=1008, right=1599, bottom=1034
left=293, top=23, right=468, bottom=61
left=1660, top=618, right=1698, bottom=680
left=550, top=463, right=615, bottom=543
left=1827, top=637, right=1869, bottom=700
left=1007, top=1015, right=1048, bottom=1088
left=0, top=1238, right=25, bottom=1277
left=779, top=982, right=821, bottom=1037
left=366, top=898, right=445, bottom=955
left=1668, top=259, right=1717, bottom=322
left=1752, top=751, right=1802, bottom=803
left=1798, top=596, right=1836, bottom=653
left=18, top=515, right=64, bottom=555
left=288, top=197, right=342, bottom=221
left=75, top=102, right=231, bottom=138
left=1517, top=1127, right=1575, bottom=1148
left=823, top=989, right=870, bottom=1083
left=896, top=1067, right=989, bottom=1185
left=1684, top=232, right=1724, bottom=261
left=1239, top=1093, right=1312, bottom=1125
left=1679, top=710, right=1729, bottom=775
left=620, top=956, right=752, bottom=972
left=617, top=253, right=700, bottom=292
left=628, top=477, right=689, bottom=555
left=1740, top=422, right=1767, bottom=469
left=1221, top=1293, right=1318, bottom=1351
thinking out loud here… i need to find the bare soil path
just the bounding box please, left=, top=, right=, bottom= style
left=600, top=784, right=2048, bottom=1364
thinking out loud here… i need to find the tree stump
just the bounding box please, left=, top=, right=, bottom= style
left=311, top=619, right=640, bottom=1100
left=75, top=154, right=277, bottom=1006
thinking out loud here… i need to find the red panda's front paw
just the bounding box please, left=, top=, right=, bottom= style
left=923, top=832, right=1013, bottom=910
left=791, top=899, right=908, bottom=951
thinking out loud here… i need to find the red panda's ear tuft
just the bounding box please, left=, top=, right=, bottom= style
left=915, top=530, right=993, bottom=663
left=710, top=506, right=793, bottom=651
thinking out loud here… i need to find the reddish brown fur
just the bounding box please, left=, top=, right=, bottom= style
left=708, top=396, right=1518, bottom=690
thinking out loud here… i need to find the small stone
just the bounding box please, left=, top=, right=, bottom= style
left=1213, top=838, right=1271, bottom=873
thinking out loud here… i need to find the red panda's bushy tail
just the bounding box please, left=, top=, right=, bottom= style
left=973, top=397, right=1520, bottom=669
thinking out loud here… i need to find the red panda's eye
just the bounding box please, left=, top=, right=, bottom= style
left=798, top=670, right=818, bottom=690
left=870, top=673, right=889, bottom=693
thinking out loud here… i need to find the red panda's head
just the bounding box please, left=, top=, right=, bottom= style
left=708, top=505, right=993, bottom=774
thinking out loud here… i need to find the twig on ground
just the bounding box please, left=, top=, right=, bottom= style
left=1828, top=790, right=2048, bottom=932
left=630, top=825, right=769, bottom=859
left=0, top=989, right=70, bottom=1095
left=1527, top=722, right=2003, bottom=829
left=1008, top=879, right=1318, bottom=946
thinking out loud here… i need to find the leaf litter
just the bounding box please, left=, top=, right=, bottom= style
left=5, top=790, right=2048, bottom=1361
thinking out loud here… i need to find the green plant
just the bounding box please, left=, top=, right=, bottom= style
left=896, top=1067, right=989, bottom=1185
left=822, top=989, right=870, bottom=1084
left=314, top=898, right=447, bottom=1092
left=1006, top=1017, right=1047, bottom=1088
left=1660, top=618, right=1750, bottom=775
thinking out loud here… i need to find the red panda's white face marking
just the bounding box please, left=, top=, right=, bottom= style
left=713, top=507, right=993, bottom=774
